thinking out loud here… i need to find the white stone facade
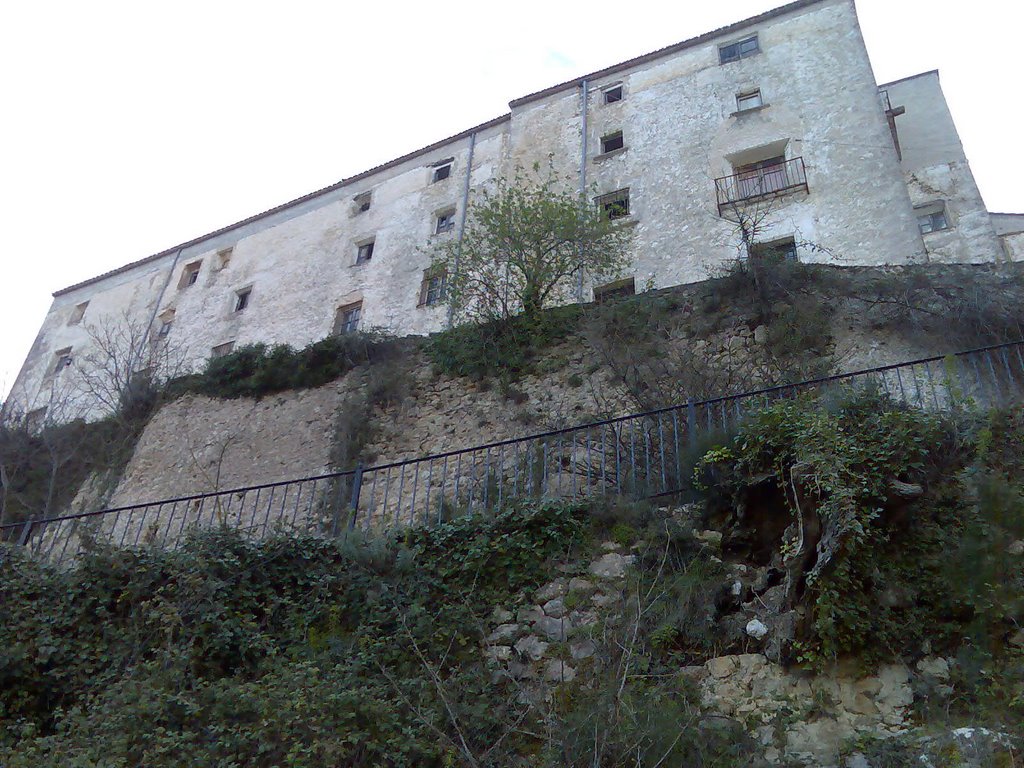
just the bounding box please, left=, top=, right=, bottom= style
left=7, top=0, right=1016, bottom=422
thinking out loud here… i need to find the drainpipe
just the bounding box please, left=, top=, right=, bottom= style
left=577, top=79, right=589, bottom=302
left=447, top=130, right=477, bottom=329
left=129, top=246, right=184, bottom=378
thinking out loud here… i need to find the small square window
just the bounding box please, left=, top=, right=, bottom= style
left=736, top=89, right=763, bottom=112
left=418, top=269, right=447, bottom=307
left=334, top=301, right=362, bottom=334
left=750, top=236, right=798, bottom=262
left=67, top=301, right=89, bottom=326
left=594, top=277, right=636, bottom=302
left=603, top=85, right=623, bottom=104
left=600, top=131, right=625, bottom=155
left=211, top=341, right=235, bottom=358
left=216, top=247, right=233, bottom=270
left=353, top=191, right=372, bottom=213
left=26, top=407, right=47, bottom=432
left=234, top=288, right=252, bottom=312
left=595, top=188, right=631, bottom=220
left=719, top=34, right=759, bottom=64
left=435, top=210, right=456, bottom=235
left=356, top=240, right=375, bottom=265
left=178, top=261, right=202, bottom=289
left=432, top=163, right=452, bottom=183
left=51, top=347, right=73, bottom=376
left=157, top=309, right=175, bottom=338
left=915, top=202, right=949, bottom=234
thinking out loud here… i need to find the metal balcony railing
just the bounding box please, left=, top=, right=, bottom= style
left=715, top=156, right=808, bottom=213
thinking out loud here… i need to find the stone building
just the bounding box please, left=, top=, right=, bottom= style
left=8, top=0, right=1021, bottom=422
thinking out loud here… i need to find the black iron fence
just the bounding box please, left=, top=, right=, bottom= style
left=4, top=340, right=1024, bottom=567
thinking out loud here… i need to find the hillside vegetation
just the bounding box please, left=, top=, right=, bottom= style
left=2, top=390, right=1022, bottom=767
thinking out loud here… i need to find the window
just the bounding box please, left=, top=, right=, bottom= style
left=234, top=287, right=252, bottom=312
left=353, top=191, right=372, bottom=213
left=67, top=301, right=89, bottom=326
left=355, top=239, right=375, bottom=265
left=600, top=131, right=625, bottom=155
left=735, top=155, right=788, bottom=198
left=719, top=34, right=759, bottom=64
left=915, top=202, right=949, bottom=234
left=736, top=89, right=763, bottom=112
left=435, top=210, right=456, bottom=235
left=26, top=407, right=47, bottom=432
left=157, top=309, right=175, bottom=338
left=432, top=160, right=453, bottom=183
left=603, top=84, right=623, bottom=104
left=595, top=188, right=631, bottom=220
left=178, top=261, right=202, bottom=289
left=211, top=341, right=235, bottom=358
left=216, top=247, right=233, bottom=270
left=51, top=347, right=73, bottom=376
left=750, top=237, right=798, bottom=262
left=418, top=268, right=447, bottom=307
left=334, top=301, right=362, bottom=334
left=594, top=277, right=636, bottom=302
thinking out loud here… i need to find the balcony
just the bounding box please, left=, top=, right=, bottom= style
left=715, top=156, right=808, bottom=214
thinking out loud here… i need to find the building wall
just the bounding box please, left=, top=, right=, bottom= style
left=6, top=0, right=1007, bottom=422
left=992, top=213, right=1024, bottom=262
left=882, top=71, right=1003, bottom=264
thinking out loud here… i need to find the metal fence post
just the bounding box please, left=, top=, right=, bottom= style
left=687, top=399, right=697, bottom=449
left=348, top=464, right=364, bottom=532
left=17, top=519, right=34, bottom=547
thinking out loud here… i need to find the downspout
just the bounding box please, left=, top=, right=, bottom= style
left=447, top=131, right=477, bottom=329
left=129, top=246, right=184, bottom=376
left=577, top=79, right=589, bottom=302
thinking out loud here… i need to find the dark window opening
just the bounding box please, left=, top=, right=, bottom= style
left=750, top=237, right=798, bottom=262
left=604, top=85, right=623, bottom=104
left=212, top=341, right=235, bottom=358
left=594, top=277, right=636, bottom=302
left=356, top=240, right=375, bottom=264
left=719, top=34, right=759, bottom=64
left=432, top=164, right=452, bottom=183
left=916, top=203, right=949, bottom=234
left=234, top=289, right=251, bottom=312
left=596, top=188, right=631, bottom=220
left=435, top=211, right=456, bottom=234
left=600, top=131, right=625, bottom=154
left=354, top=192, right=372, bottom=213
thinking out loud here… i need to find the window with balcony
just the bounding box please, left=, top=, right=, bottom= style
left=715, top=153, right=808, bottom=213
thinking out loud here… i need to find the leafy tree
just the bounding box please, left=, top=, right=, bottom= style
left=432, top=163, right=634, bottom=327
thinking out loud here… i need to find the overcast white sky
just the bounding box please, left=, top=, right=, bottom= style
left=1, top=0, right=1021, bottom=400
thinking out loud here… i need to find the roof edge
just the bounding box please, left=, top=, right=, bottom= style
left=877, top=69, right=940, bottom=89
left=53, top=113, right=511, bottom=298
left=508, top=0, right=829, bottom=108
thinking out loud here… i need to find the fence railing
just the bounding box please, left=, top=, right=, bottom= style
left=715, top=156, right=808, bottom=213
left=4, top=340, right=1024, bottom=567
